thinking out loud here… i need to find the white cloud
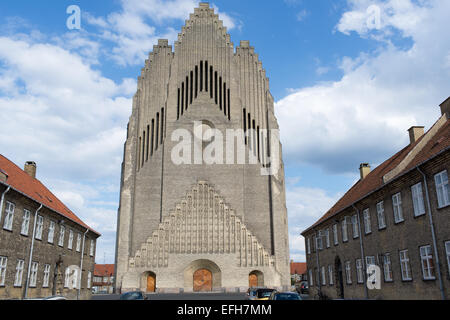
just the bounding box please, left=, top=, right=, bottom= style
left=296, top=9, right=309, bottom=22
left=287, top=182, right=341, bottom=261
left=85, top=0, right=239, bottom=66
left=276, top=0, right=450, bottom=174
left=0, top=35, right=132, bottom=263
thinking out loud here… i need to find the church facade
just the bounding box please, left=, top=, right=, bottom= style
left=114, top=3, right=290, bottom=293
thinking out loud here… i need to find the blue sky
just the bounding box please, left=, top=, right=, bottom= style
left=0, top=0, right=449, bottom=263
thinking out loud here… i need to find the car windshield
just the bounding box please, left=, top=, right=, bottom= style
left=274, top=293, right=301, bottom=300
left=120, top=292, right=142, bottom=300
left=257, top=289, right=274, bottom=298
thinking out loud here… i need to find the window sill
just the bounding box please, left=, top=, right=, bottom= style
left=3, top=228, right=13, bottom=232
left=437, top=203, right=450, bottom=210
left=378, top=226, right=387, bottom=231
left=422, top=277, right=436, bottom=281
left=20, top=233, right=29, bottom=237
left=394, top=219, right=405, bottom=225
left=401, top=279, right=413, bottom=282
left=413, top=213, right=426, bottom=219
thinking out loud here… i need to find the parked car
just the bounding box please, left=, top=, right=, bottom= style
left=119, top=291, right=148, bottom=300
left=269, top=291, right=302, bottom=300
left=298, top=281, right=309, bottom=294
left=246, top=287, right=264, bottom=300
left=254, top=288, right=276, bottom=300
left=43, top=295, right=67, bottom=300
left=24, top=295, right=67, bottom=300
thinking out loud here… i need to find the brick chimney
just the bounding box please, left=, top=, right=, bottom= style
left=359, top=163, right=371, bottom=180
left=24, top=161, right=36, bottom=179
left=439, top=96, right=450, bottom=118
left=408, top=126, right=425, bottom=144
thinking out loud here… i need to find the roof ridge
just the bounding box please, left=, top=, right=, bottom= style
left=382, top=113, right=448, bottom=183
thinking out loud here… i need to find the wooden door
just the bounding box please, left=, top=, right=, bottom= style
left=249, top=274, right=258, bottom=288
left=193, top=269, right=212, bottom=292
left=147, top=274, right=156, bottom=292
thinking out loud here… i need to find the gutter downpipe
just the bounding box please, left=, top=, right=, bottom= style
left=0, top=186, right=11, bottom=222
left=352, top=204, right=369, bottom=300
left=24, top=204, right=43, bottom=299
left=313, top=229, right=321, bottom=298
left=417, top=166, right=445, bottom=300
left=77, top=228, right=89, bottom=300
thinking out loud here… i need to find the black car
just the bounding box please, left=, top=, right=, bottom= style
left=298, top=281, right=309, bottom=294
left=119, top=291, right=148, bottom=300
left=269, top=291, right=302, bottom=300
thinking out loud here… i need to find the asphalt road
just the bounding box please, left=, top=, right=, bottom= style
left=91, top=292, right=310, bottom=300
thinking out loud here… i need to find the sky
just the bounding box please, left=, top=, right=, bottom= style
left=0, top=0, right=449, bottom=264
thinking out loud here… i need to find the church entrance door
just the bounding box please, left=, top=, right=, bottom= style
left=146, top=273, right=156, bottom=292
left=193, top=269, right=212, bottom=292
left=249, top=274, right=258, bottom=288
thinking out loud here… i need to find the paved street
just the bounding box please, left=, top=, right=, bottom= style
left=91, top=292, right=310, bottom=300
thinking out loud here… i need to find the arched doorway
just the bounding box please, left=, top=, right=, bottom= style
left=193, top=269, right=212, bottom=292
left=335, top=257, right=344, bottom=299
left=183, top=259, right=222, bottom=291
left=146, top=272, right=156, bottom=293
left=249, top=270, right=264, bottom=287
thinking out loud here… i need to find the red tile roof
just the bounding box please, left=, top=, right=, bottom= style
left=94, top=264, right=115, bottom=276
left=302, top=115, right=450, bottom=235
left=0, top=154, right=100, bottom=236
left=290, top=262, right=307, bottom=275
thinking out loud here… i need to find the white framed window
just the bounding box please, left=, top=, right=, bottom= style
left=383, top=253, right=393, bottom=282
left=366, top=256, right=376, bottom=268
left=333, top=224, right=338, bottom=245
left=345, top=261, right=352, bottom=284
left=43, top=264, right=51, bottom=288
left=342, top=218, right=348, bottom=242
left=35, top=215, right=43, bottom=240
left=392, top=193, right=404, bottom=223
left=21, top=209, right=31, bottom=235
left=356, top=259, right=364, bottom=283
left=76, top=233, right=82, bottom=252
left=87, top=271, right=92, bottom=289
left=328, top=265, right=334, bottom=285
left=307, top=237, right=311, bottom=255
left=48, top=221, right=55, bottom=243
left=58, top=225, right=65, bottom=247
left=29, top=262, right=38, bottom=287
left=64, top=268, right=70, bottom=288
left=363, top=209, right=371, bottom=234
left=321, top=266, right=326, bottom=285
left=446, top=241, right=450, bottom=278
left=72, top=268, right=78, bottom=289
left=325, top=229, right=330, bottom=248
left=3, top=201, right=15, bottom=231
left=376, top=201, right=386, bottom=229
left=90, top=239, right=95, bottom=256
left=400, top=250, right=412, bottom=281
left=411, top=182, right=426, bottom=216
left=14, top=259, right=24, bottom=287
left=316, top=232, right=323, bottom=251
left=0, top=256, right=7, bottom=286
left=308, top=269, right=314, bottom=286
left=419, top=245, right=435, bottom=280
left=68, top=229, right=74, bottom=249
left=434, top=170, right=450, bottom=208
left=351, top=215, right=359, bottom=238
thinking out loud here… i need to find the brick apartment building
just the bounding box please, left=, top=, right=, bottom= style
left=92, top=264, right=114, bottom=294
left=0, top=155, right=101, bottom=300
left=302, top=97, right=450, bottom=300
